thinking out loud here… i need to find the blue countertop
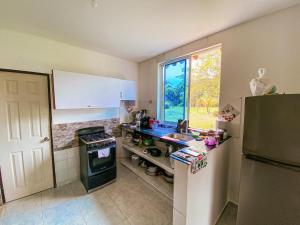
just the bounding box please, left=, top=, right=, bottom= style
left=134, top=127, right=176, bottom=139
left=133, top=126, right=230, bottom=150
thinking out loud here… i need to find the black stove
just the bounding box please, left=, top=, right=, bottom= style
left=78, top=126, right=116, bottom=192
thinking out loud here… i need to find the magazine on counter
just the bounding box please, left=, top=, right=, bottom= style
left=171, top=147, right=207, bottom=174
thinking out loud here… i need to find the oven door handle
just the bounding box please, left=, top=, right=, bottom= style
left=87, top=145, right=116, bottom=154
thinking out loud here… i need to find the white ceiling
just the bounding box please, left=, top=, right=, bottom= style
left=0, top=0, right=299, bottom=62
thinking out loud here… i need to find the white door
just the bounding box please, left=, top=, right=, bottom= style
left=0, top=71, right=53, bottom=202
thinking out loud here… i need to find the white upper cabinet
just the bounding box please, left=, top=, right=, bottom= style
left=53, top=70, right=122, bottom=109
left=120, top=80, right=136, bottom=100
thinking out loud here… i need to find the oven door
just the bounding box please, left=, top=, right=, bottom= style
left=87, top=145, right=116, bottom=176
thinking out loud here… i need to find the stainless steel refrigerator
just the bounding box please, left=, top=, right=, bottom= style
left=237, top=94, right=300, bottom=225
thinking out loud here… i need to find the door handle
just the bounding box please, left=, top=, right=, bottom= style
left=41, top=137, right=50, bottom=143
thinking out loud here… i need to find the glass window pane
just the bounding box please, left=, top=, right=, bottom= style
left=189, top=47, right=221, bottom=129
left=164, top=59, right=186, bottom=123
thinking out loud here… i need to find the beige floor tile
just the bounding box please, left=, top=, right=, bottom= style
left=41, top=184, right=74, bottom=209
left=84, top=205, right=126, bottom=225
left=127, top=203, right=171, bottom=225
left=70, top=180, right=87, bottom=197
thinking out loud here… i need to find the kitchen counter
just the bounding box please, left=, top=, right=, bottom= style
left=122, top=125, right=231, bottom=225
left=134, top=127, right=176, bottom=139
left=132, top=126, right=230, bottom=152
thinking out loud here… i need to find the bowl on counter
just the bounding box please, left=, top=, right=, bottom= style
left=143, top=138, right=153, bottom=146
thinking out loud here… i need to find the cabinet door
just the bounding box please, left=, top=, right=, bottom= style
left=121, top=80, right=136, bottom=100
left=96, top=76, right=121, bottom=108
left=53, top=70, right=121, bottom=109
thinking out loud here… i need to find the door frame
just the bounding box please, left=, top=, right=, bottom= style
left=0, top=68, right=56, bottom=203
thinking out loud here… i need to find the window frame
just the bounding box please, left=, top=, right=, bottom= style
left=158, top=44, right=222, bottom=128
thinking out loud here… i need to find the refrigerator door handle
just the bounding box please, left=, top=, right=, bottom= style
left=245, top=154, right=300, bottom=172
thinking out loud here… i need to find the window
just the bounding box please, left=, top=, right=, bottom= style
left=163, top=59, right=188, bottom=122
left=159, top=45, right=221, bottom=130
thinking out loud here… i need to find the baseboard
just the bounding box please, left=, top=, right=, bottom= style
left=229, top=199, right=239, bottom=206
left=214, top=201, right=238, bottom=225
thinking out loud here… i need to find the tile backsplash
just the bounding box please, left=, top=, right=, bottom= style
left=52, top=118, right=119, bottom=151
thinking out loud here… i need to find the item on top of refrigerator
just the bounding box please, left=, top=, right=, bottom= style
left=249, top=68, right=277, bottom=96
left=219, top=104, right=240, bottom=121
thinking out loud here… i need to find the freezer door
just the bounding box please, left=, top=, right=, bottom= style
left=237, top=155, right=300, bottom=225
left=243, top=95, right=300, bottom=166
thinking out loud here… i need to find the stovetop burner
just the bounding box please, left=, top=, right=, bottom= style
left=81, top=133, right=111, bottom=142
left=78, top=126, right=115, bottom=145
left=80, top=133, right=114, bottom=144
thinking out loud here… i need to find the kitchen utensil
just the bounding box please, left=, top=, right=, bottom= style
left=145, top=170, right=158, bottom=176
left=163, top=176, right=174, bottom=183
left=147, top=165, right=158, bottom=173
left=141, top=116, right=151, bottom=129
left=131, top=154, right=140, bottom=167
left=143, top=138, right=153, bottom=146
left=147, top=147, right=161, bottom=157
left=164, top=170, right=173, bottom=177
left=163, top=171, right=174, bottom=184
left=144, top=161, right=159, bottom=176
left=140, top=160, right=147, bottom=168
left=164, top=175, right=173, bottom=182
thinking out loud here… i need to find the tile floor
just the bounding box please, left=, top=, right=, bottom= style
left=0, top=164, right=237, bottom=225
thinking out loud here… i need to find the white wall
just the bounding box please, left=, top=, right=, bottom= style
left=138, top=5, right=300, bottom=203
left=0, top=29, right=138, bottom=124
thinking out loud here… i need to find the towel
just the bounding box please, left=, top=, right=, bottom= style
left=97, top=148, right=110, bottom=158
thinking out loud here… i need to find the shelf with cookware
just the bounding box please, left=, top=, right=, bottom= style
left=122, top=141, right=174, bottom=175
left=120, top=157, right=173, bottom=200
left=120, top=128, right=175, bottom=200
